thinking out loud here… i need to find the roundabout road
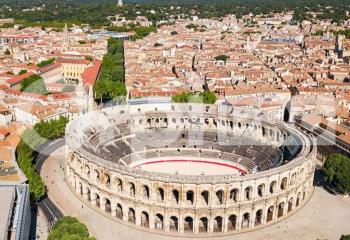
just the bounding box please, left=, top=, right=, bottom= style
left=41, top=146, right=350, bottom=240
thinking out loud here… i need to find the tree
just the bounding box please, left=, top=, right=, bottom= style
left=18, top=69, right=28, bottom=75
left=215, top=54, right=229, bottom=62
left=20, top=75, right=48, bottom=95
left=340, top=235, right=350, bottom=240
left=172, top=90, right=216, bottom=104
left=321, top=154, right=350, bottom=194
left=37, top=58, right=55, bottom=67
left=48, top=217, right=95, bottom=240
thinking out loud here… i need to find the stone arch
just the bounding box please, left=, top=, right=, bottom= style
left=103, top=173, right=111, bottom=187
left=213, top=216, right=223, bottom=232
left=201, top=190, right=209, bottom=205
left=84, top=165, right=90, bottom=177
left=157, top=187, right=164, bottom=202
left=257, top=184, right=265, bottom=197
left=154, top=213, right=164, bottom=230
left=141, top=211, right=149, bottom=228
left=95, top=193, right=100, bottom=207
left=241, top=213, right=250, bottom=229
left=128, top=182, right=135, bottom=196
left=86, top=187, right=91, bottom=201
left=228, top=214, right=237, bottom=231
left=267, top=206, right=274, bottom=222
left=184, top=216, right=194, bottom=233
left=230, top=188, right=239, bottom=202
left=142, top=185, right=150, bottom=199
left=255, top=209, right=263, bottom=226
left=169, top=216, right=179, bottom=232
left=115, top=178, right=123, bottom=192
left=172, top=189, right=180, bottom=204
left=199, top=217, right=209, bottom=233
left=269, top=181, right=277, bottom=194
left=186, top=190, right=194, bottom=204
left=116, top=203, right=123, bottom=219
left=291, top=173, right=297, bottom=185
left=296, top=192, right=301, bottom=207
left=215, top=190, right=224, bottom=205
left=245, top=186, right=253, bottom=200
left=104, top=198, right=111, bottom=213
left=278, top=202, right=285, bottom=218
left=93, top=169, right=100, bottom=182
left=280, top=177, right=288, bottom=190
left=128, top=208, right=136, bottom=223
left=288, top=198, right=293, bottom=212
left=78, top=182, right=83, bottom=195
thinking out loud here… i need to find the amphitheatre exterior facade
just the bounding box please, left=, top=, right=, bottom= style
left=65, top=104, right=316, bottom=236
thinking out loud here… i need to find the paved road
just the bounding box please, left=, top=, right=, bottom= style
left=35, top=139, right=65, bottom=229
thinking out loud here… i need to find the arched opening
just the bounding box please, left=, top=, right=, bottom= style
left=172, top=189, right=179, bottom=204
left=94, top=169, right=100, bottom=182
left=116, top=203, right=123, bottom=219
left=157, top=188, right=164, bottom=202
left=230, top=188, right=239, bottom=202
left=241, top=213, right=250, bottom=229
left=116, top=178, right=123, bottom=192
left=245, top=187, right=252, bottom=200
left=213, top=216, right=223, bottom=232
left=86, top=188, right=91, bottom=201
left=269, top=181, right=277, bottom=194
left=95, top=193, right=100, bottom=207
left=169, top=216, right=178, bottom=232
left=278, top=202, right=285, bottom=218
left=184, top=216, right=193, bottom=233
left=142, top=185, right=150, bottom=199
left=128, top=208, right=136, bottom=223
left=199, top=217, right=208, bottom=233
left=105, top=198, right=111, bottom=213
left=296, top=193, right=301, bottom=206
left=288, top=198, right=293, bottom=212
left=258, top=184, right=265, bottom=197
left=267, top=206, right=274, bottom=222
left=84, top=165, right=90, bottom=177
left=186, top=190, right=194, bottom=205
left=154, top=214, right=164, bottom=230
left=291, top=173, right=297, bottom=185
left=128, top=182, right=135, bottom=196
left=228, top=215, right=237, bottom=231
left=104, top=174, right=111, bottom=187
left=255, top=210, right=263, bottom=226
left=280, top=177, right=287, bottom=190
left=201, top=191, right=209, bottom=205
left=216, top=190, right=224, bottom=205
left=141, top=211, right=149, bottom=228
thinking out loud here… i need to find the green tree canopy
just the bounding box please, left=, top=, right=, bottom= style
left=48, top=217, right=95, bottom=240
left=172, top=91, right=216, bottom=104
left=321, top=154, right=350, bottom=194
left=37, top=58, right=55, bottom=67
left=340, top=235, right=350, bottom=240
left=215, top=54, right=229, bottom=62
left=20, top=75, right=48, bottom=95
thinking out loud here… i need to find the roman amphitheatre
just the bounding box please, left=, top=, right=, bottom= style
left=65, top=103, right=316, bottom=236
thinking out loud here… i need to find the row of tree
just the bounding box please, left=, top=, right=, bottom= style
left=93, top=38, right=127, bottom=103
left=16, top=116, right=69, bottom=201
left=20, top=74, right=48, bottom=95
left=172, top=91, right=217, bottom=104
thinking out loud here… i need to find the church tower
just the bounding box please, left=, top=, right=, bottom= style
left=117, top=0, right=123, bottom=7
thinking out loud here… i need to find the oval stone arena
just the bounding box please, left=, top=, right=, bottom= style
left=65, top=104, right=316, bottom=236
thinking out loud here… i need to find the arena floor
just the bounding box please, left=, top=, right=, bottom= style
left=132, top=159, right=245, bottom=175
left=41, top=147, right=350, bottom=240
